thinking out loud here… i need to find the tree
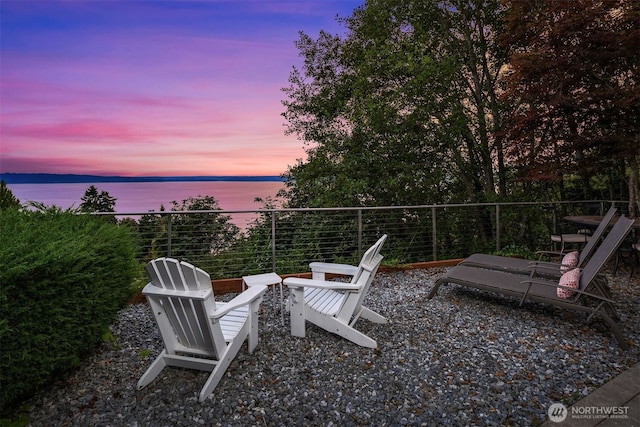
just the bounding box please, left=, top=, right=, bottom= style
left=137, top=210, right=166, bottom=262
left=79, top=185, right=117, bottom=213
left=500, top=0, right=640, bottom=215
left=0, top=180, right=21, bottom=210
left=167, top=195, right=240, bottom=259
left=281, top=0, right=510, bottom=207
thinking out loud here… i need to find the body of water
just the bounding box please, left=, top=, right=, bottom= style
left=7, top=181, right=286, bottom=228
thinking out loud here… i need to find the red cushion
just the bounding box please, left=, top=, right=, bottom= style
left=557, top=268, right=580, bottom=299
left=560, top=251, right=579, bottom=273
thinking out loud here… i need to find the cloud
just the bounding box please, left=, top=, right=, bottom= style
left=0, top=0, right=362, bottom=176
left=0, top=155, right=97, bottom=175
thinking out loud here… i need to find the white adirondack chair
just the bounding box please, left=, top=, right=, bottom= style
left=137, top=257, right=267, bottom=402
left=283, top=235, right=387, bottom=348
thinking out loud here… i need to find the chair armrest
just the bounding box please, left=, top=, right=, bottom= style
left=142, top=282, right=212, bottom=300
left=535, top=250, right=564, bottom=260
left=309, top=262, right=359, bottom=276
left=283, top=277, right=361, bottom=291
left=528, top=260, right=560, bottom=269
left=210, top=285, right=268, bottom=319
left=519, top=278, right=614, bottom=303
left=528, top=261, right=580, bottom=279
left=527, top=261, right=563, bottom=274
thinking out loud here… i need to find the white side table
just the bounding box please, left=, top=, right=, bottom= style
left=242, top=272, right=284, bottom=325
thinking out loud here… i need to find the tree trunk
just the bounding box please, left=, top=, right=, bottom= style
left=629, top=154, right=640, bottom=219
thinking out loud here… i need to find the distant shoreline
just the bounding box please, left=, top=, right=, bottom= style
left=1, top=173, right=285, bottom=184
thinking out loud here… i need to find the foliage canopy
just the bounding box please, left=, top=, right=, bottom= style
left=0, top=209, right=139, bottom=412
left=280, top=0, right=638, bottom=212
left=500, top=0, right=640, bottom=212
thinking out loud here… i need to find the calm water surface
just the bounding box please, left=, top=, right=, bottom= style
left=8, top=181, right=286, bottom=227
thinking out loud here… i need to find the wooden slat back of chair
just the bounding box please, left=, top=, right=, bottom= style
left=350, top=235, right=387, bottom=284
left=146, top=257, right=210, bottom=291
left=579, top=216, right=634, bottom=292
left=355, top=253, right=383, bottom=306
left=341, top=235, right=386, bottom=317
left=154, top=292, right=218, bottom=353
left=577, top=207, right=617, bottom=265
left=337, top=254, right=384, bottom=323
left=145, top=258, right=221, bottom=356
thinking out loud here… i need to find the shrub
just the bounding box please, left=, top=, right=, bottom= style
left=0, top=209, right=139, bottom=412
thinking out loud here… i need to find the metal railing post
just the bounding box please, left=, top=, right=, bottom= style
left=271, top=211, right=277, bottom=272
left=357, top=209, right=363, bottom=259
left=432, top=206, right=437, bottom=261
left=167, top=214, right=172, bottom=257
left=496, top=204, right=501, bottom=252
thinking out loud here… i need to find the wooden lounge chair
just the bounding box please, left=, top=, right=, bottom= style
left=283, top=235, right=387, bottom=348
left=459, top=207, right=617, bottom=276
left=137, top=258, right=268, bottom=402
left=306, top=234, right=387, bottom=280
left=428, top=217, right=634, bottom=349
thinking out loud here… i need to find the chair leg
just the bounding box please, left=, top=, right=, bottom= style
left=613, top=247, right=639, bottom=277
left=247, top=300, right=261, bottom=353
left=595, top=312, right=629, bottom=351
left=199, top=337, right=244, bottom=402
left=427, top=278, right=445, bottom=299
left=631, top=249, right=639, bottom=278
left=137, top=350, right=168, bottom=390
left=613, top=248, right=622, bottom=276
left=289, top=287, right=306, bottom=338
left=357, top=307, right=388, bottom=324
left=321, top=316, right=377, bottom=348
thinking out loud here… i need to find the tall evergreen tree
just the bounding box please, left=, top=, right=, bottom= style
left=0, top=180, right=21, bottom=210
left=79, top=185, right=117, bottom=213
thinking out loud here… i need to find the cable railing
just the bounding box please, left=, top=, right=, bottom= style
left=99, top=200, right=623, bottom=280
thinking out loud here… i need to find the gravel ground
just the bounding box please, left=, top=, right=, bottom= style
left=23, top=267, right=640, bottom=426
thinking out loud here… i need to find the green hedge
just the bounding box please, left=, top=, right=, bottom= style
left=0, top=209, right=139, bottom=412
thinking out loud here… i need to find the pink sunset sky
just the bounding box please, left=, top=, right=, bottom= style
left=0, top=0, right=363, bottom=177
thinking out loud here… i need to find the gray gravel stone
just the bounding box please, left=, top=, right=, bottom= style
left=24, top=268, right=640, bottom=426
